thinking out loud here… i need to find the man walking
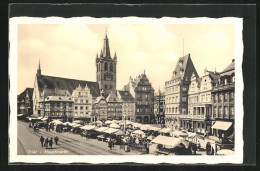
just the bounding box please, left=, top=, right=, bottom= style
left=44, top=138, right=49, bottom=148
left=49, top=138, right=53, bottom=148
left=54, top=136, right=59, bottom=145
left=40, top=136, right=44, bottom=147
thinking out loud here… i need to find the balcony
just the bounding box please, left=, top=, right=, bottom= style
left=212, top=83, right=235, bottom=92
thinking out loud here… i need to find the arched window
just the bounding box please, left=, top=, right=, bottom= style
left=104, top=62, right=108, bottom=71
left=110, top=63, right=113, bottom=72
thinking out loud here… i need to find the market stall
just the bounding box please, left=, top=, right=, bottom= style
left=151, top=135, right=184, bottom=155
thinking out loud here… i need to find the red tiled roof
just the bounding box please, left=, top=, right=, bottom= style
left=37, top=75, right=100, bottom=97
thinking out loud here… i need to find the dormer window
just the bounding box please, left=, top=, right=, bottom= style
left=179, top=59, right=183, bottom=67
left=180, top=68, right=184, bottom=75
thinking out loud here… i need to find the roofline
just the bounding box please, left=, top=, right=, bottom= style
left=39, top=74, right=98, bottom=84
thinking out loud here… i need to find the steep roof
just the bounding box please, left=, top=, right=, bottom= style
left=118, top=90, right=135, bottom=103
left=44, top=96, right=73, bottom=102
left=18, top=88, right=34, bottom=100
left=171, top=54, right=198, bottom=80
left=42, top=88, right=71, bottom=96
left=106, top=91, right=121, bottom=103
left=208, top=71, right=220, bottom=84
left=221, top=59, right=235, bottom=73
left=95, top=96, right=106, bottom=104
left=37, top=75, right=100, bottom=97
left=102, top=33, right=111, bottom=58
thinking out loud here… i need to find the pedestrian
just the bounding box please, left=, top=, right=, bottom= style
left=40, top=136, right=44, bottom=147
left=108, top=140, right=112, bottom=150
left=44, top=138, right=49, bottom=148
left=49, top=138, right=53, bottom=148
left=112, top=139, right=115, bottom=147
left=54, top=136, right=59, bottom=145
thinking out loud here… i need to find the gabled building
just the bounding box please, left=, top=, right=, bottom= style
left=72, top=84, right=93, bottom=122
left=33, top=62, right=100, bottom=116
left=117, top=90, right=135, bottom=122
left=106, top=91, right=122, bottom=120
left=93, top=91, right=108, bottom=122
left=211, top=59, right=235, bottom=139
left=39, top=96, right=74, bottom=122
left=123, top=71, right=154, bottom=124
left=164, top=54, right=198, bottom=130
left=17, top=88, right=34, bottom=116
left=96, top=32, right=117, bottom=98
left=180, top=69, right=220, bottom=134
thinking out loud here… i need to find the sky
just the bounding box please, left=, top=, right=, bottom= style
left=18, top=24, right=234, bottom=94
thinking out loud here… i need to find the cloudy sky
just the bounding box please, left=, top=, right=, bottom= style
left=18, top=24, right=234, bottom=94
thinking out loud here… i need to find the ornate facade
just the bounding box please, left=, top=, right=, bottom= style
left=164, top=54, right=198, bottom=130
left=123, top=72, right=154, bottom=124
left=117, top=90, right=135, bottom=122
left=72, top=84, right=93, bottom=122
left=211, top=59, right=235, bottom=139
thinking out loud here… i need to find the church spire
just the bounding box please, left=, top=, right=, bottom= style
left=37, top=59, right=41, bottom=76
left=102, top=29, right=111, bottom=58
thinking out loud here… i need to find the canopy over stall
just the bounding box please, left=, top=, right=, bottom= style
left=105, top=120, right=113, bottom=125
left=151, top=135, right=183, bottom=149
left=103, top=128, right=119, bottom=134
left=159, top=128, right=172, bottom=134
left=148, top=126, right=162, bottom=132
left=109, top=123, right=120, bottom=129
left=80, top=125, right=96, bottom=130
left=132, top=130, right=145, bottom=136
left=140, top=125, right=151, bottom=131
left=211, top=121, right=232, bottom=131
left=96, top=127, right=109, bottom=132
left=113, top=130, right=124, bottom=136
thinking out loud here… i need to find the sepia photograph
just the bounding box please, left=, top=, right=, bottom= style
left=9, top=15, right=244, bottom=164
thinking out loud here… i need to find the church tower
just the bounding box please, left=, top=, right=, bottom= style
left=96, top=30, right=117, bottom=98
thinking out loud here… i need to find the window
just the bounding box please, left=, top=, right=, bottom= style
left=105, top=84, right=108, bottom=89
left=75, top=112, right=78, bottom=116
left=110, top=63, right=113, bottom=72
left=232, top=77, right=235, bottom=82
left=80, top=106, right=83, bottom=110
left=173, top=97, right=175, bottom=103
left=225, top=94, right=228, bottom=102
left=176, top=107, right=178, bottom=113
left=224, top=107, right=228, bottom=117
left=219, top=107, right=222, bottom=116
left=104, top=62, right=108, bottom=71
left=86, top=100, right=88, bottom=103
left=183, top=87, right=186, bottom=91
left=80, top=100, right=83, bottom=103
left=230, top=107, right=234, bottom=115
left=57, top=103, right=60, bottom=107
left=230, top=92, right=234, bottom=100
left=219, top=94, right=222, bottom=102
left=214, top=107, right=217, bottom=117
left=182, top=108, right=186, bottom=114
left=86, top=106, right=88, bottom=110
left=198, top=123, right=200, bottom=128
left=75, top=106, right=78, bottom=110
left=79, top=92, right=81, bottom=96
left=110, top=85, right=113, bottom=89
left=182, top=97, right=186, bottom=102
left=176, top=96, right=179, bottom=102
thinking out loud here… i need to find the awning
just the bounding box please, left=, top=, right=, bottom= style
left=41, top=117, right=48, bottom=121
left=113, top=130, right=124, bottom=136
left=159, top=128, right=172, bottom=134
left=211, top=121, right=232, bottom=131
left=151, top=135, right=182, bottom=148
left=132, top=130, right=145, bottom=135
left=104, top=128, right=119, bottom=134
left=96, top=127, right=109, bottom=132
left=148, top=127, right=162, bottom=132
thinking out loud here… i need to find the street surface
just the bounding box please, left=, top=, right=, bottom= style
left=17, top=121, right=144, bottom=155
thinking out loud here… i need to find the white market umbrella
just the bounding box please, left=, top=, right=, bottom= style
left=110, top=123, right=120, bottom=129
left=105, top=120, right=113, bottom=124
left=140, top=125, right=151, bottom=131
left=132, top=130, right=145, bottom=136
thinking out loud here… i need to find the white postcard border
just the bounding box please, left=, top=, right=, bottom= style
left=9, top=17, right=244, bottom=164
